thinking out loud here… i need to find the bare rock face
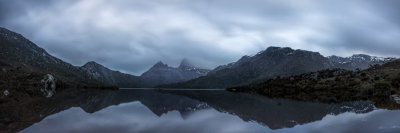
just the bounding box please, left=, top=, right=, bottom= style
left=40, top=74, right=56, bottom=98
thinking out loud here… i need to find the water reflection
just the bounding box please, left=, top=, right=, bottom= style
left=2, top=89, right=400, bottom=133
left=22, top=103, right=269, bottom=133
left=160, top=90, right=375, bottom=129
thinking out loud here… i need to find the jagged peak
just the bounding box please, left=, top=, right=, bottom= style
left=351, top=54, right=371, bottom=58
left=84, top=61, right=101, bottom=66
left=239, top=55, right=250, bottom=60
left=255, top=46, right=283, bottom=55
left=152, top=61, right=168, bottom=68
left=179, top=58, right=195, bottom=69
left=329, top=54, right=376, bottom=59
left=236, top=55, right=251, bottom=64
left=328, top=54, right=396, bottom=63
left=82, top=61, right=108, bottom=69
left=327, top=55, right=341, bottom=58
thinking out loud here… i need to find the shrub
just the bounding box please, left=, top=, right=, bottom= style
left=360, top=72, right=367, bottom=77
left=374, top=82, right=391, bottom=96
left=391, top=73, right=400, bottom=89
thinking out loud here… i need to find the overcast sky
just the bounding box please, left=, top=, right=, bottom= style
left=1, top=0, right=399, bottom=75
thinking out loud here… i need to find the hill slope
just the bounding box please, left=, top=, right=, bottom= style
left=0, top=27, right=98, bottom=85
left=81, top=61, right=141, bottom=88
left=0, top=27, right=118, bottom=98
left=228, top=59, right=400, bottom=107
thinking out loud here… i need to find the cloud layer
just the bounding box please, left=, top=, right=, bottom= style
left=1, top=0, right=399, bottom=75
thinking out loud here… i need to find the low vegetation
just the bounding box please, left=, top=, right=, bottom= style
left=0, top=60, right=117, bottom=104
left=228, top=59, right=400, bottom=109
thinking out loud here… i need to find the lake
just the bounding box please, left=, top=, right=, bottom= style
left=8, top=89, right=400, bottom=133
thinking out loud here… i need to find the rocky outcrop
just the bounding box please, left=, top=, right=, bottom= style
left=40, top=74, right=56, bottom=98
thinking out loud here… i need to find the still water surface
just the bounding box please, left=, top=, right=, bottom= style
left=20, top=89, right=400, bottom=133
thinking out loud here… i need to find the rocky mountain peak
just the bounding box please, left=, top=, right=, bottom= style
left=152, top=61, right=168, bottom=68
left=238, top=55, right=250, bottom=62
left=179, top=59, right=196, bottom=69
left=260, top=46, right=322, bottom=58
left=350, top=54, right=372, bottom=61
left=83, top=61, right=103, bottom=68
left=263, top=47, right=294, bottom=54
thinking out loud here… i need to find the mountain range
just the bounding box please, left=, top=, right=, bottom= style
left=81, top=59, right=210, bottom=88
left=161, top=47, right=395, bottom=88
left=0, top=27, right=209, bottom=89
left=0, top=27, right=396, bottom=89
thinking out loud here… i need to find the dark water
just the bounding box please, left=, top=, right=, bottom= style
left=14, top=89, right=400, bottom=133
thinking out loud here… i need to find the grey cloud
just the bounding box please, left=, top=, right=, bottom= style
left=0, top=0, right=399, bottom=75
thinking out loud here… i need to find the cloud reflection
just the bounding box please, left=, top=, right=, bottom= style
left=21, top=101, right=400, bottom=133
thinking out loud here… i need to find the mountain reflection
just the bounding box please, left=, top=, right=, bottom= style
left=1, top=89, right=396, bottom=133
left=159, top=90, right=375, bottom=129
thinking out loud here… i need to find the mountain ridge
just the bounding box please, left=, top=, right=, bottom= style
left=139, top=59, right=210, bottom=87
left=160, top=47, right=395, bottom=88
left=0, top=27, right=102, bottom=87
left=80, top=61, right=141, bottom=88
left=80, top=59, right=210, bottom=88
left=1, top=27, right=395, bottom=89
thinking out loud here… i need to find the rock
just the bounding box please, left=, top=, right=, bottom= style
left=390, top=94, right=400, bottom=104
left=40, top=74, right=56, bottom=98
left=310, top=73, right=318, bottom=80
left=3, top=90, right=9, bottom=96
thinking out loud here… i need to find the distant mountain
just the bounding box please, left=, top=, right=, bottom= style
left=80, top=59, right=210, bottom=88
left=328, top=54, right=395, bottom=70
left=161, top=47, right=395, bottom=88
left=139, top=59, right=210, bottom=87
left=81, top=61, right=141, bottom=88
